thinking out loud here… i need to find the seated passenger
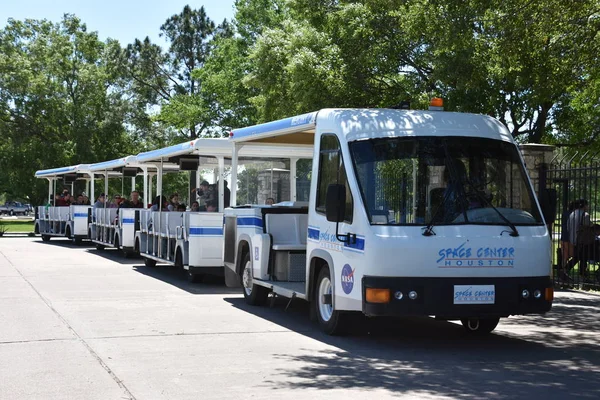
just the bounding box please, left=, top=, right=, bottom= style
left=191, top=201, right=200, bottom=212
left=176, top=204, right=187, bottom=212
left=109, top=195, right=122, bottom=208
left=127, top=191, right=144, bottom=208
left=265, top=197, right=275, bottom=206
left=55, top=192, right=71, bottom=207
left=93, top=193, right=106, bottom=208
left=206, top=200, right=217, bottom=212
left=167, top=193, right=180, bottom=211
left=440, top=160, right=469, bottom=222
left=150, top=195, right=168, bottom=211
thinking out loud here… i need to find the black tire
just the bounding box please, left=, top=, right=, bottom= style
left=73, top=237, right=82, bottom=245
left=460, top=317, right=500, bottom=335
left=65, top=227, right=72, bottom=239
left=96, top=243, right=105, bottom=251
left=41, top=234, right=51, bottom=242
left=144, top=257, right=157, bottom=268
left=241, top=252, right=269, bottom=306
left=314, top=266, right=349, bottom=335
left=187, top=269, right=204, bottom=283
left=114, top=235, right=120, bottom=250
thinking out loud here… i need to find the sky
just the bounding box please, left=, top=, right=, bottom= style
left=0, top=0, right=237, bottom=46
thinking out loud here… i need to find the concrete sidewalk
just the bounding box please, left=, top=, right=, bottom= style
left=1, top=238, right=599, bottom=399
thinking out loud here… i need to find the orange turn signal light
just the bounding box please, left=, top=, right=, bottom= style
left=545, top=287, right=554, bottom=302
left=366, top=288, right=391, bottom=303
left=430, top=97, right=444, bottom=107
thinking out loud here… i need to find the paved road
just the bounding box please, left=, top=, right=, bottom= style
left=1, top=238, right=599, bottom=400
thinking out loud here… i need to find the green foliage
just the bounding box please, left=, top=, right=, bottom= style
left=237, top=167, right=260, bottom=204
left=195, top=0, right=600, bottom=147
left=0, top=15, right=136, bottom=205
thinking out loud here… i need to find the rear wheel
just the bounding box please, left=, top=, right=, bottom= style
left=187, top=269, right=204, bottom=283
left=95, top=243, right=105, bottom=251
left=460, top=317, right=500, bottom=335
left=73, top=237, right=82, bottom=245
left=41, top=234, right=51, bottom=242
left=315, top=266, right=349, bottom=335
left=241, top=252, right=269, bottom=306
left=144, top=257, right=157, bottom=268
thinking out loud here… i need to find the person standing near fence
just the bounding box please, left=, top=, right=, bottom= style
left=562, top=199, right=600, bottom=282
left=559, top=201, right=577, bottom=274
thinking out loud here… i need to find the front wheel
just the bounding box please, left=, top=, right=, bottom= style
left=41, top=234, right=51, bottom=242
left=95, top=243, right=105, bottom=251
left=460, top=317, right=500, bottom=335
left=314, top=266, right=349, bottom=335
left=241, top=252, right=269, bottom=306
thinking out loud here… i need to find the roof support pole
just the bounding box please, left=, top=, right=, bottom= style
left=131, top=177, right=136, bottom=194
left=104, top=171, right=109, bottom=204
left=290, top=157, right=298, bottom=202
left=157, top=163, right=163, bottom=198
left=217, top=156, right=225, bottom=211
left=90, top=174, right=95, bottom=201
left=230, top=143, right=240, bottom=206
left=143, top=167, right=148, bottom=208
left=148, top=174, right=153, bottom=205
left=47, top=178, right=53, bottom=204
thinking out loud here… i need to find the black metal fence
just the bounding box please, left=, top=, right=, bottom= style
left=544, top=150, right=600, bottom=290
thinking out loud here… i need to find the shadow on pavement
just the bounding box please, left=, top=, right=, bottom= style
left=85, top=247, right=140, bottom=265
left=132, top=264, right=239, bottom=295
left=33, top=237, right=95, bottom=249
left=224, top=292, right=600, bottom=399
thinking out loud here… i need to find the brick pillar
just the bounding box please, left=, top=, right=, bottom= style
left=519, top=143, right=555, bottom=196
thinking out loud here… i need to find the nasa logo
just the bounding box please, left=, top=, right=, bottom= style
left=341, top=264, right=355, bottom=295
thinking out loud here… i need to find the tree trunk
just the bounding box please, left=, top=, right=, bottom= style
left=529, top=102, right=552, bottom=143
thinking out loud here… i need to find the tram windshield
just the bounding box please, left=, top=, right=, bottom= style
left=350, top=136, right=543, bottom=226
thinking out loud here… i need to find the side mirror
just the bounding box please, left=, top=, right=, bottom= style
left=539, top=188, right=557, bottom=224
left=326, top=184, right=346, bottom=223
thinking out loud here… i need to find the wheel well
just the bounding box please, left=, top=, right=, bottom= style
left=34, top=222, right=40, bottom=234
left=236, top=241, right=250, bottom=276
left=308, top=257, right=328, bottom=300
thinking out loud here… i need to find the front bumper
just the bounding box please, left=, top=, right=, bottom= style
left=362, top=276, right=552, bottom=318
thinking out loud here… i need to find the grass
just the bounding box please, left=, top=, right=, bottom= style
left=0, top=220, right=34, bottom=233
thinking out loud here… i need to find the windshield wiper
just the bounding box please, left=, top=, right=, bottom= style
left=464, top=179, right=519, bottom=237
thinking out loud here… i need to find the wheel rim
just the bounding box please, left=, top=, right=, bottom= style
left=318, top=276, right=333, bottom=322
left=242, top=260, right=253, bottom=296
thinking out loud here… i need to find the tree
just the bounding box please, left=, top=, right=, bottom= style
left=205, top=0, right=600, bottom=145
left=0, top=15, right=136, bottom=205
left=122, top=6, right=231, bottom=191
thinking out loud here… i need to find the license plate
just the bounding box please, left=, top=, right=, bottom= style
left=453, top=285, right=495, bottom=304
